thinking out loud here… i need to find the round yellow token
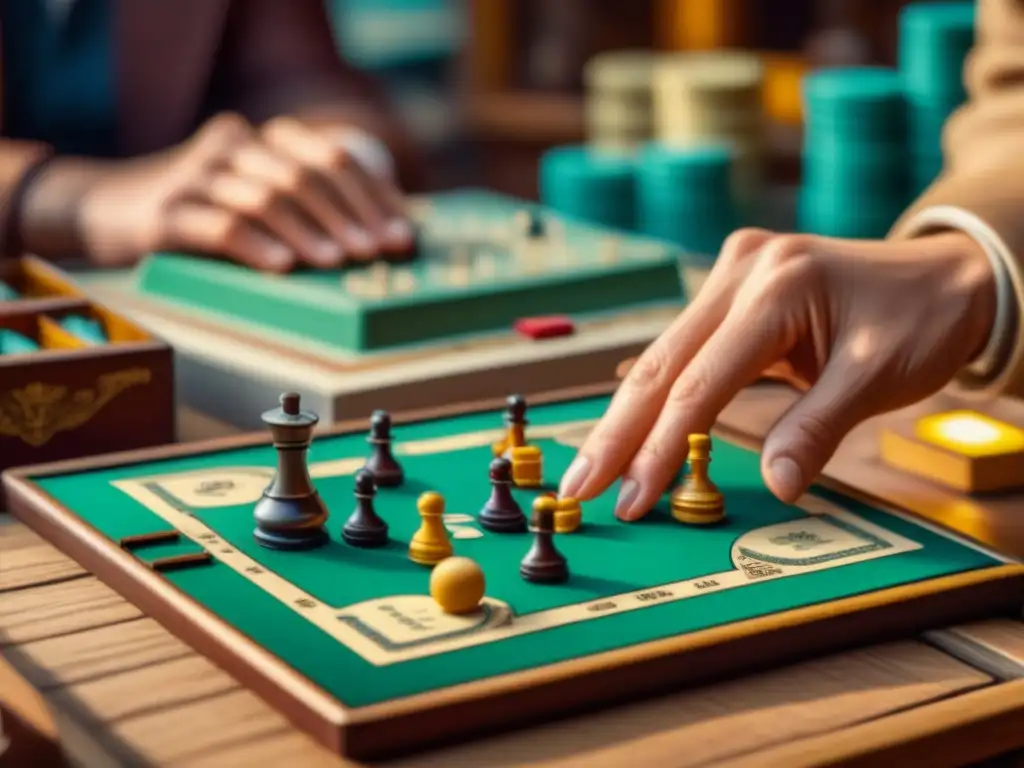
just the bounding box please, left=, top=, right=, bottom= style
left=429, top=557, right=486, bottom=615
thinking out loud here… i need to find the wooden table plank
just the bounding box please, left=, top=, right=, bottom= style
left=0, top=577, right=141, bottom=647
left=0, top=520, right=86, bottom=592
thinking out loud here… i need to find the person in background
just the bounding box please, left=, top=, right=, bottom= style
left=560, top=0, right=1024, bottom=520
left=0, top=0, right=424, bottom=272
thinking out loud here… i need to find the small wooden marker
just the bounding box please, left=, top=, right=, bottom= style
left=120, top=531, right=181, bottom=550
left=149, top=552, right=214, bottom=572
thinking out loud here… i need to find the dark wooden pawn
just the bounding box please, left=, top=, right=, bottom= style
left=253, top=392, right=329, bottom=550
left=506, top=394, right=527, bottom=427
left=479, top=458, right=527, bottom=533
left=342, top=469, right=390, bottom=548
left=364, top=410, right=403, bottom=487
left=520, top=497, right=569, bottom=584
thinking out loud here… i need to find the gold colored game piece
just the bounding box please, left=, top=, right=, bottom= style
left=879, top=410, right=1024, bottom=493
left=510, top=446, right=543, bottom=488
left=409, top=491, right=454, bottom=566
left=554, top=496, right=582, bottom=533
left=430, top=556, right=486, bottom=615
left=670, top=434, right=725, bottom=525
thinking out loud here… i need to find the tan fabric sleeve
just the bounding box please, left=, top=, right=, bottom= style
left=0, top=140, right=55, bottom=258
left=890, top=0, right=1024, bottom=398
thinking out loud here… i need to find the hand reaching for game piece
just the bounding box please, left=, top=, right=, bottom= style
left=560, top=228, right=997, bottom=519
left=35, top=113, right=413, bottom=271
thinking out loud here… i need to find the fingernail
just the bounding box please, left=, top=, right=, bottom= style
left=348, top=228, right=376, bottom=254
left=559, top=456, right=591, bottom=498
left=313, top=241, right=343, bottom=266
left=614, top=478, right=641, bottom=520
left=769, top=457, right=803, bottom=501
left=384, top=219, right=413, bottom=246
left=265, top=246, right=292, bottom=269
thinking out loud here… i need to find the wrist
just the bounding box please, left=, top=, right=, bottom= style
left=925, top=231, right=999, bottom=363
left=18, top=156, right=113, bottom=258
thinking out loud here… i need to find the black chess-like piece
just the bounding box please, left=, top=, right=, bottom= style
left=342, top=469, right=390, bottom=547
left=253, top=392, right=330, bottom=550
left=479, top=458, right=527, bottom=533
left=525, top=210, right=545, bottom=239
left=363, top=410, right=404, bottom=487
left=520, top=498, right=569, bottom=584
left=506, top=394, right=527, bottom=427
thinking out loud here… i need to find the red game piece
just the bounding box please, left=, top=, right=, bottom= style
left=513, top=315, right=575, bottom=340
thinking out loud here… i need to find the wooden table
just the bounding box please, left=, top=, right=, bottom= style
left=4, top=398, right=1024, bottom=767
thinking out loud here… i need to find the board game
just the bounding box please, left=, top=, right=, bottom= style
left=76, top=190, right=695, bottom=427
left=5, top=383, right=1023, bottom=760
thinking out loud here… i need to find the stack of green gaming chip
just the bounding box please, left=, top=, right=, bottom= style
left=538, top=145, right=637, bottom=231
left=636, top=142, right=737, bottom=256
left=899, top=2, right=975, bottom=195
left=799, top=67, right=909, bottom=239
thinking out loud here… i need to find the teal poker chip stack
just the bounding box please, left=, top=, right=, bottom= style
left=899, top=2, right=975, bottom=195
left=799, top=67, right=909, bottom=239
left=538, top=145, right=637, bottom=231
left=636, top=142, right=737, bottom=256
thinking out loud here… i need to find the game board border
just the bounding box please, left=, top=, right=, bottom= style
left=5, top=380, right=1024, bottom=760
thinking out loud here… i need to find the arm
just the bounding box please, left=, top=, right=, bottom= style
left=212, top=0, right=428, bottom=190
left=890, top=0, right=1024, bottom=398
left=0, top=141, right=55, bottom=258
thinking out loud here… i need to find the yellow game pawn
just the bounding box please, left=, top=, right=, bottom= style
left=554, top=496, right=582, bottom=533
left=670, top=434, right=725, bottom=525
left=430, top=556, right=486, bottom=614
left=409, top=491, right=454, bottom=566
left=510, top=445, right=543, bottom=487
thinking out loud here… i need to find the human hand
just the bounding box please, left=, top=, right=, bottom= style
left=560, top=228, right=997, bottom=519
left=77, top=113, right=412, bottom=270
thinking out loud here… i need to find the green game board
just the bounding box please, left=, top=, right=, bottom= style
left=24, top=393, right=1012, bottom=709
left=133, top=191, right=686, bottom=352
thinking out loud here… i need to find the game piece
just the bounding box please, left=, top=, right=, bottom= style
left=119, top=531, right=181, bottom=550
left=520, top=496, right=569, bottom=584
left=59, top=314, right=107, bottom=345
left=409, top=491, right=453, bottom=566
left=492, top=394, right=528, bottom=457
left=538, top=145, right=637, bottom=231
left=636, top=142, right=738, bottom=256
left=149, top=552, right=214, bottom=572
left=510, top=446, right=543, bottom=488
left=800, top=67, right=908, bottom=239
left=553, top=496, right=582, bottom=533
left=252, top=392, right=330, bottom=550
left=670, top=434, right=725, bottom=525
left=429, top=556, right=486, bottom=615
left=879, top=410, right=1024, bottom=493
left=584, top=49, right=656, bottom=152
left=899, top=2, right=974, bottom=195
left=363, top=410, right=404, bottom=487
left=342, top=469, right=390, bottom=547
left=0, top=330, right=40, bottom=355
left=513, top=315, right=575, bottom=340
left=478, top=458, right=527, bottom=533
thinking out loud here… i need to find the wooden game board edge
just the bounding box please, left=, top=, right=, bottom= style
left=1, top=479, right=353, bottom=756
left=717, top=677, right=1024, bottom=768
left=5, top=467, right=1024, bottom=760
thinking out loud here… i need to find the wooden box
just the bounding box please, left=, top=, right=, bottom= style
left=0, top=277, right=175, bottom=473
left=0, top=255, right=88, bottom=314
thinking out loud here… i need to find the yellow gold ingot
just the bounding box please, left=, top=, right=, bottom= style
left=915, top=410, right=1024, bottom=458
left=554, top=496, right=582, bottom=533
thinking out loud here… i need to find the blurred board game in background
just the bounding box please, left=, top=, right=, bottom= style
left=78, top=191, right=689, bottom=428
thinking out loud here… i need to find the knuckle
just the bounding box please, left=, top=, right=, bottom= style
left=756, top=234, right=813, bottom=270
left=791, top=410, right=839, bottom=454
left=624, top=350, right=672, bottom=392
left=215, top=211, right=247, bottom=246
left=719, top=227, right=772, bottom=265
left=282, top=164, right=315, bottom=195
left=665, top=369, right=710, bottom=408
